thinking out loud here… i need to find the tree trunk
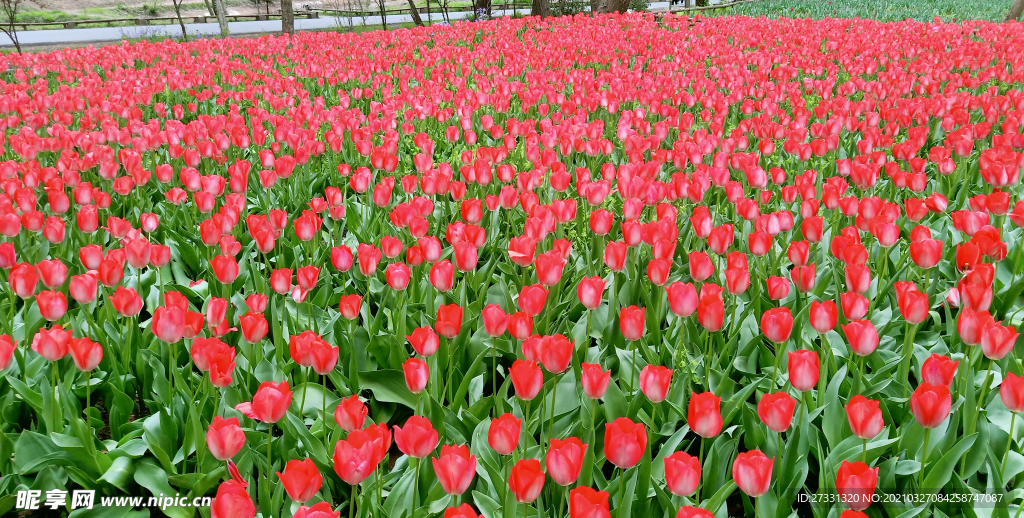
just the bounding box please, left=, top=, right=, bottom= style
left=600, top=0, right=627, bottom=12
left=213, top=0, right=229, bottom=37
left=474, top=0, right=491, bottom=17
left=407, top=0, right=423, bottom=25
left=202, top=0, right=216, bottom=17
left=530, top=0, right=548, bottom=17
left=281, top=0, right=295, bottom=34
left=377, top=0, right=387, bottom=29
left=425, top=0, right=431, bottom=24
left=1008, top=0, right=1024, bottom=21
left=171, top=0, right=189, bottom=40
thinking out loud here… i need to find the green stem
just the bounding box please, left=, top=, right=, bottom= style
left=548, top=373, right=560, bottom=447
left=862, top=439, right=867, bottom=463
left=1003, top=412, right=1017, bottom=482
left=349, top=484, right=357, bottom=518
left=618, top=468, right=625, bottom=518
left=919, top=428, right=931, bottom=488
left=267, top=421, right=274, bottom=477
left=697, top=436, right=705, bottom=503
left=323, top=374, right=329, bottom=451
left=85, top=369, right=92, bottom=426
left=901, top=323, right=919, bottom=398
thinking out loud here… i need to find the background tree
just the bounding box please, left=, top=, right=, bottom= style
left=171, top=0, right=189, bottom=40
left=0, top=0, right=21, bottom=54
left=1008, top=0, right=1024, bottom=21
left=282, top=0, right=295, bottom=34
left=375, top=0, right=387, bottom=29
left=531, top=0, right=548, bottom=17
left=213, top=0, right=230, bottom=37
left=407, top=0, right=424, bottom=26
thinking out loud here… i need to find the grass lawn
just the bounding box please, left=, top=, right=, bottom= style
left=717, top=0, right=1016, bottom=22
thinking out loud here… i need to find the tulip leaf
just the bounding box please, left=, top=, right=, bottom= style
left=360, top=369, right=418, bottom=409
left=922, top=432, right=977, bottom=493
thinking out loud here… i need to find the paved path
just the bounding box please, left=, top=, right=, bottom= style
left=0, top=2, right=677, bottom=47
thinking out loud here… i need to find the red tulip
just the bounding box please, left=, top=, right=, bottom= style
left=844, top=265, right=871, bottom=295
left=385, top=263, right=412, bottom=290
left=430, top=259, right=455, bottom=292
left=666, top=281, right=698, bottom=317
left=840, top=511, right=869, bottom=518
left=297, top=266, right=320, bottom=291
left=697, top=290, right=724, bottom=332
left=675, top=507, right=714, bottom=518
left=808, top=300, right=838, bottom=333
left=207, top=416, right=246, bottom=461
left=604, top=241, right=627, bottom=272
left=236, top=381, right=292, bottom=423
left=957, top=308, right=993, bottom=345
left=35, top=291, right=67, bottom=321
left=620, top=305, right=646, bottom=341
left=766, top=276, right=790, bottom=300
left=37, top=259, right=67, bottom=289
left=639, top=364, right=672, bottom=403
left=982, top=322, right=1019, bottom=360
left=836, top=460, right=878, bottom=511
left=357, top=243, right=382, bottom=276
left=432, top=444, right=477, bottom=495
left=688, top=392, right=723, bottom=438
left=210, top=480, right=255, bottom=518
left=787, top=350, right=820, bottom=391
left=0, top=335, right=14, bottom=371
left=843, top=320, right=879, bottom=356
left=664, top=451, right=701, bottom=496
left=334, top=395, right=368, bottom=432
left=757, top=392, right=796, bottom=433
left=726, top=267, right=750, bottom=295
left=211, top=255, right=240, bottom=284
left=920, top=353, right=958, bottom=386
left=444, top=504, right=479, bottom=518
left=581, top=363, right=611, bottom=399
left=604, top=417, right=647, bottom=469
left=436, top=304, right=464, bottom=339
left=518, top=284, right=549, bottom=316
left=151, top=305, right=186, bottom=344
left=791, top=264, right=816, bottom=292
left=331, top=246, right=354, bottom=272
left=403, top=358, right=429, bottom=394
left=647, top=258, right=672, bottom=286
left=539, top=334, right=573, bottom=373
left=546, top=436, right=587, bottom=485
left=688, top=251, right=714, bottom=282
left=841, top=292, right=869, bottom=320
left=760, top=307, right=793, bottom=343
left=488, top=413, right=521, bottom=455
left=508, top=311, right=534, bottom=340
left=577, top=276, right=606, bottom=310
left=481, top=304, right=508, bottom=337
left=509, top=458, right=545, bottom=503
left=508, top=235, right=538, bottom=266
left=394, top=416, right=439, bottom=458
left=293, top=502, right=341, bottom=518
left=569, top=487, right=610, bottom=518
left=270, top=268, right=293, bottom=294
left=407, top=326, right=440, bottom=356
left=732, top=450, right=773, bottom=498
left=277, top=458, right=323, bottom=503
left=536, top=249, right=566, bottom=286
left=333, top=428, right=382, bottom=484
left=845, top=395, right=884, bottom=440
left=68, top=337, right=103, bottom=371
left=69, top=273, right=98, bottom=305
left=898, top=289, right=929, bottom=324
left=9, top=263, right=38, bottom=299
left=510, top=360, right=543, bottom=400
left=338, top=294, right=362, bottom=320
left=910, top=238, right=943, bottom=269
left=1001, top=372, right=1024, bottom=413
left=910, top=383, right=952, bottom=428
left=239, top=312, right=268, bottom=343
left=31, top=325, right=70, bottom=361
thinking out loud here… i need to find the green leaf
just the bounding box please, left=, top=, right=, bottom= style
left=922, top=432, right=977, bottom=492
left=360, top=370, right=418, bottom=409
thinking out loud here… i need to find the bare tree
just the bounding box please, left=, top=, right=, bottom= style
left=213, top=0, right=230, bottom=37
left=171, top=0, right=190, bottom=40
left=600, top=0, right=627, bottom=12
left=375, top=0, right=387, bottom=29
left=531, top=0, right=548, bottom=17
left=407, top=0, right=423, bottom=25
left=282, top=0, right=295, bottom=34
left=1009, top=0, right=1024, bottom=21
left=0, top=0, right=21, bottom=54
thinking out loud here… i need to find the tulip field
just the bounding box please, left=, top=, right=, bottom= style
left=1, top=10, right=1024, bottom=518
